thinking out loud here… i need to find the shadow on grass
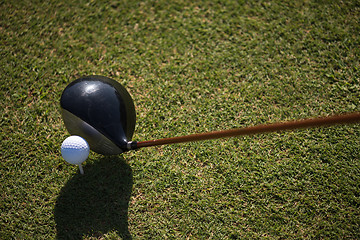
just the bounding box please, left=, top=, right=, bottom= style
left=54, top=156, right=132, bottom=239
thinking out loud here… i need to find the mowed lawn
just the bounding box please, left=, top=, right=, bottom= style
left=1, top=0, right=359, bottom=239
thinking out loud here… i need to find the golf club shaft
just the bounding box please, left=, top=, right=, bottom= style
left=134, top=112, right=360, bottom=149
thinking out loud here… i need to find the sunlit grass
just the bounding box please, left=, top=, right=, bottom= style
left=1, top=0, right=359, bottom=239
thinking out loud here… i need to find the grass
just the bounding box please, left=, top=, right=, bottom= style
left=1, top=0, right=360, bottom=239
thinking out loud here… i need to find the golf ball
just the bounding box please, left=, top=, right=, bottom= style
left=61, top=136, right=90, bottom=165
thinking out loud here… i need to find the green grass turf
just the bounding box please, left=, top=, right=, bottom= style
left=1, top=0, right=360, bottom=239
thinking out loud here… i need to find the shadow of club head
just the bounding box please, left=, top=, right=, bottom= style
left=54, top=156, right=133, bottom=239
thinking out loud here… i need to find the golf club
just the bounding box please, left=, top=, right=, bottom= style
left=61, top=75, right=360, bottom=155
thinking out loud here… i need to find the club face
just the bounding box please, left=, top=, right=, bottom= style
left=61, top=109, right=124, bottom=155
left=60, top=76, right=136, bottom=155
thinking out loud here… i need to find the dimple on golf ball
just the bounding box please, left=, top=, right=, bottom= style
left=61, top=136, right=90, bottom=165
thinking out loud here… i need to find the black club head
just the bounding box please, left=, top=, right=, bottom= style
left=60, top=76, right=136, bottom=155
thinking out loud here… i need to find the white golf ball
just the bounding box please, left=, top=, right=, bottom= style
left=61, top=136, right=90, bottom=165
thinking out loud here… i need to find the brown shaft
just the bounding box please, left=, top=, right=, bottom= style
left=135, top=112, right=360, bottom=149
